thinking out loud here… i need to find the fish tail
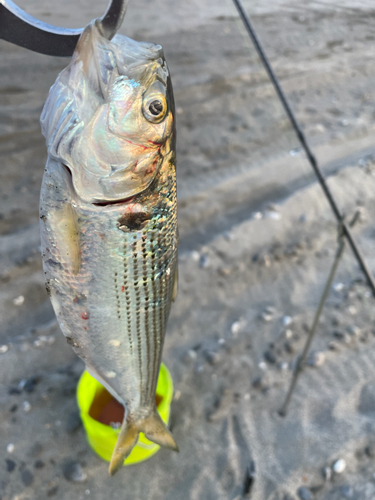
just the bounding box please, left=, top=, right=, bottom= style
left=108, top=410, right=178, bottom=476
left=143, top=409, right=179, bottom=453
left=109, top=421, right=139, bottom=476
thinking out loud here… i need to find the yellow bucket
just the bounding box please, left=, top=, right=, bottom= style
left=76, top=363, right=174, bottom=465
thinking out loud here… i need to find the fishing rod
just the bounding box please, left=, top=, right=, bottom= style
left=232, top=0, right=375, bottom=297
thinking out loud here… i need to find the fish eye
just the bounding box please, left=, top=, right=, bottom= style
left=143, top=93, right=167, bottom=123
left=149, top=100, right=163, bottom=116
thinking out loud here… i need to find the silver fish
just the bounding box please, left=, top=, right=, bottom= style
left=39, top=21, right=178, bottom=475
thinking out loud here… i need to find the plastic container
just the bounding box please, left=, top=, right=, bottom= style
left=76, top=363, right=174, bottom=465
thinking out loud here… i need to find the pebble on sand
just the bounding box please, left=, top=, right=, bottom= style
left=340, top=485, right=353, bottom=498
left=284, top=341, right=294, bottom=354
left=63, top=461, right=87, bottom=482
left=322, top=466, right=332, bottom=481
left=0, top=344, right=9, bottom=354
left=264, top=350, right=277, bottom=364
left=328, top=341, right=339, bottom=351
left=47, top=486, right=59, bottom=497
left=266, top=210, right=281, bottom=220
left=199, top=254, right=210, bottom=268
left=348, top=325, right=361, bottom=337
left=65, top=411, right=82, bottom=434
left=297, top=486, right=313, bottom=500
left=190, top=250, right=200, bottom=262
left=333, top=282, right=345, bottom=292
left=231, top=321, right=242, bottom=336
left=21, top=469, right=34, bottom=487
left=204, top=350, right=220, bottom=365
left=307, top=351, right=325, bottom=367
left=33, top=335, right=56, bottom=348
left=332, top=458, right=346, bottom=474
left=278, top=361, right=289, bottom=371
left=348, top=305, right=357, bottom=315
left=13, top=295, right=24, bottom=306
left=23, top=376, right=40, bottom=394
left=290, top=147, right=302, bottom=156
left=188, top=349, right=197, bottom=360
left=23, top=401, right=31, bottom=412
left=5, top=459, right=16, bottom=472
left=7, top=443, right=15, bottom=453
left=282, top=316, right=292, bottom=326
left=365, top=442, right=375, bottom=458
left=261, top=307, right=277, bottom=322
left=252, top=374, right=268, bottom=390
left=285, top=329, right=293, bottom=339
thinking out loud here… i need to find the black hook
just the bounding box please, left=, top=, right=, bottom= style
left=0, top=0, right=129, bottom=56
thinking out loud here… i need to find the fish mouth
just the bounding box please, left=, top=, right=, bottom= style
left=93, top=197, right=135, bottom=207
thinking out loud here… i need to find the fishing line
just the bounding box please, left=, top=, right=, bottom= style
left=230, top=0, right=375, bottom=297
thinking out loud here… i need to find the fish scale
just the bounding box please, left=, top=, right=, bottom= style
left=39, top=21, right=179, bottom=475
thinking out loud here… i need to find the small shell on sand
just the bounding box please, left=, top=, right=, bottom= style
left=13, top=295, right=24, bottom=306
left=63, top=461, right=87, bottom=482
left=307, top=351, right=325, bottom=367
left=23, top=401, right=31, bottom=412
left=332, top=458, right=346, bottom=474
left=6, top=443, right=14, bottom=453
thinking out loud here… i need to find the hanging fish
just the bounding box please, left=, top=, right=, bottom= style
left=39, top=20, right=178, bottom=475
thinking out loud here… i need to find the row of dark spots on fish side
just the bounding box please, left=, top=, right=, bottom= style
left=142, top=236, right=151, bottom=407
left=133, top=234, right=143, bottom=392
left=114, top=272, right=121, bottom=321
left=151, top=226, right=167, bottom=401
left=150, top=223, right=159, bottom=401
left=158, top=230, right=166, bottom=384
left=123, top=243, right=133, bottom=356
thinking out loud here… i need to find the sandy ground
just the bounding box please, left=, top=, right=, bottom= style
left=1, top=1, right=375, bottom=499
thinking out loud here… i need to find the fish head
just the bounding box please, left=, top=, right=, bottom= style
left=41, top=22, right=175, bottom=204
left=90, top=55, right=175, bottom=199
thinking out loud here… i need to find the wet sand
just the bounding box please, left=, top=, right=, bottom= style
left=1, top=1, right=375, bottom=499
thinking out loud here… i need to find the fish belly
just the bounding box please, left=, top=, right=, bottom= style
left=40, top=157, right=177, bottom=417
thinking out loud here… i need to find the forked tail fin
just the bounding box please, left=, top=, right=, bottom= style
left=109, top=409, right=179, bottom=475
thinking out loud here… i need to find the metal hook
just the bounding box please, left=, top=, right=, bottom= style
left=0, top=0, right=129, bottom=57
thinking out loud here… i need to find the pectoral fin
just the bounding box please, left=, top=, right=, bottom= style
left=49, top=203, right=81, bottom=275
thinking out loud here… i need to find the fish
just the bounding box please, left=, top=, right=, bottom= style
left=39, top=20, right=178, bottom=475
